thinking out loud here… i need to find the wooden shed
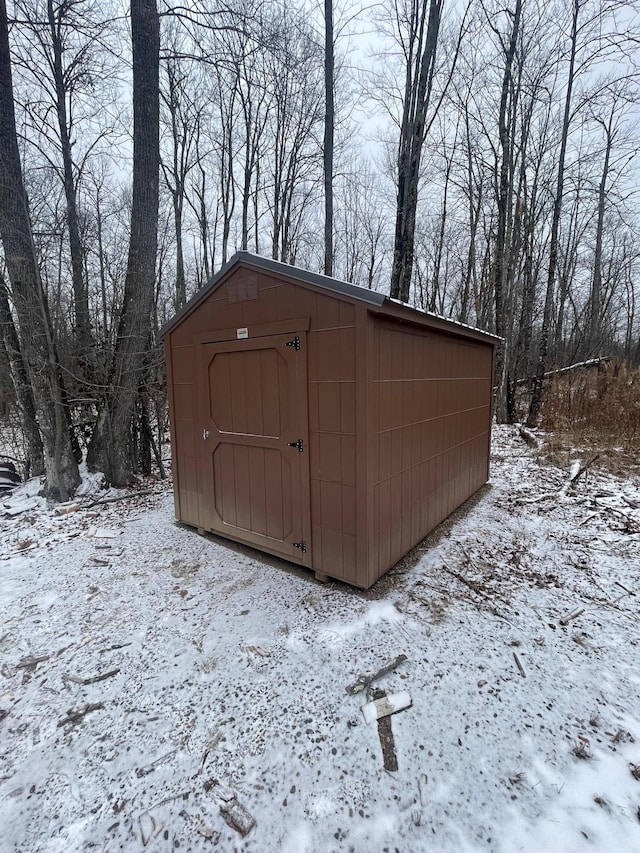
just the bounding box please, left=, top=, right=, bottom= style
left=160, top=252, right=498, bottom=589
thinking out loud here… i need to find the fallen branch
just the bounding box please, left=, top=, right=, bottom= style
left=346, top=654, right=407, bottom=695
left=370, top=688, right=401, bottom=772
left=57, top=702, right=104, bottom=727
left=516, top=357, right=610, bottom=386
left=16, top=654, right=49, bottom=670
left=136, top=749, right=178, bottom=778
left=84, top=490, right=154, bottom=509
left=513, top=652, right=526, bottom=678
left=568, top=455, right=600, bottom=489
left=65, top=668, right=120, bottom=686
left=518, top=426, right=540, bottom=449
left=560, top=608, right=585, bottom=627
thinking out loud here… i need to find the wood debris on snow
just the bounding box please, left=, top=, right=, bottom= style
left=138, top=812, right=156, bottom=846
left=560, top=608, right=585, bottom=626
left=55, top=503, right=81, bottom=516
left=64, top=668, right=120, bottom=686
left=196, top=822, right=219, bottom=840
left=361, top=691, right=412, bottom=724
left=346, top=653, right=408, bottom=694
left=513, top=652, right=526, bottom=678
left=418, top=773, right=428, bottom=806
left=16, top=654, right=49, bottom=671
left=135, top=749, right=178, bottom=778
left=87, top=527, right=120, bottom=539
left=371, top=688, right=400, bottom=772
left=57, top=702, right=104, bottom=727
left=219, top=798, right=256, bottom=836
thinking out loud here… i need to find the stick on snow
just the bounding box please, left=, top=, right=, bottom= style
left=346, top=654, right=407, bottom=695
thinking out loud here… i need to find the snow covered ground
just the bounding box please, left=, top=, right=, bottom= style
left=1, top=425, right=639, bottom=852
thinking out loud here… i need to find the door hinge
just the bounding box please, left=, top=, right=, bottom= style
left=287, top=438, right=304, bottom=452
left=285, top=335, right=301, bottom=351
left=292, top=541, right=306, bottom=554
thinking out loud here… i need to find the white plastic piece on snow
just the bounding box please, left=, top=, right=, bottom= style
left=361, top=691, right=412, bottom=724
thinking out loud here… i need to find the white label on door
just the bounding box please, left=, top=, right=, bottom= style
left=236, top=327, right=249, bottom=339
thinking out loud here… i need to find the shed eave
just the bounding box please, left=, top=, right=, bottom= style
left=374, top=298, right=501, bottom=346
left=159, top=250, right=501, bottom=346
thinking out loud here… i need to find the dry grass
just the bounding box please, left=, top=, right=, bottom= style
left=541, top=361, right=640, bottom=467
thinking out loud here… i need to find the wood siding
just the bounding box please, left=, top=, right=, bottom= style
left=166, top=266, right=361, bottom=584
left=367, top=317, right=493, bottom=585
left=163, top=254, right=497, bottom=589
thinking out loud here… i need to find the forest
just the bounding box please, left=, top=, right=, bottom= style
left=0, top=0, right=638, bottom=498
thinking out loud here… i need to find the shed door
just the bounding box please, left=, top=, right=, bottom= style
left=197, top=331, right=312, bottom=566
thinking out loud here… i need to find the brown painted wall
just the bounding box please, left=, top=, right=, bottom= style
left=164, top=258, right=495, bottom=589
left=166, top=265, right=361, bottom=583
left=366, top=317, right=493, bottom=586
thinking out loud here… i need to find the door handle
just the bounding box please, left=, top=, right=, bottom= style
left=203, top=429, right=210, bottom=440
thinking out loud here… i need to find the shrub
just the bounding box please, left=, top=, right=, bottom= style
left=541, top=360, right=640, bottom=454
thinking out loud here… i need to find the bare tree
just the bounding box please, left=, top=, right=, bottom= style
left=0, top=272, right=44, bottom=475
left=87, top=0, right=159, bottom=486
left=527, top=0, right=579, bottom=425
left=324, top=0, right=334, bottom=275
left=0, top=0, right=80, bottom=498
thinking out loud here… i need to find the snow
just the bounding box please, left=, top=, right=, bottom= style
left=1, top=425, right=639, bottom=851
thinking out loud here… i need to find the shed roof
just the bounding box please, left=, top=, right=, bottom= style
left=159, top=251, right=500, bottom=345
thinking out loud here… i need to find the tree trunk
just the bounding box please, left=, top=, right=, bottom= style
left=46, top=0, right=91, bottom=366
left=492, top=0, right=522, bottom=424
left=324, top=0, right=334, bottom=276
left=527, top=0, right=578, bottom=425
left=0, top=0, right=80, bottom=499
left=87, top=0, right=159, bottom=487
left=0, top=273, right=45, bottom=476
left=390, top=0, right=442, bottom=303
left=588, top=112, right=614, bottom=355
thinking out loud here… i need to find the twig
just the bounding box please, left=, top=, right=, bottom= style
left=57, top=702, right=104, bottom=727
left=513, top=652, right=526, bottom=678
left=65, top=668, right=120, bottom=686
left=16, top=654, right=49, bottom=670
left=99, top=642, right=132, bottom=653
left=346, top=654, right=407, bottom=695
left=614, top=581, right=636, bottom=597
left=136, top=749, right=178, bottom=777
left=560, top=608, right=585, bottom=627
left=440, top=564, right=514, bottom=624
left=84, top=490, right=154, bottom=509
